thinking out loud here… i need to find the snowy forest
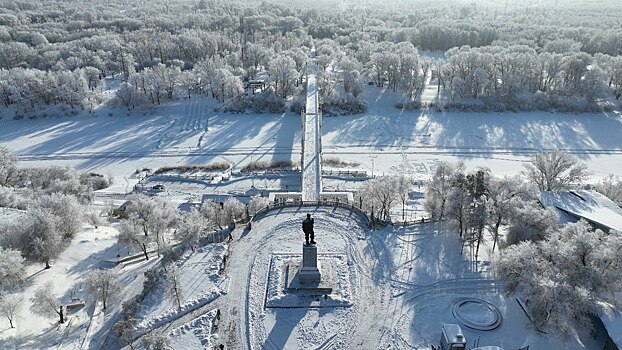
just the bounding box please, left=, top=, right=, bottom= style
left=0, top=0, right=622, bottom=116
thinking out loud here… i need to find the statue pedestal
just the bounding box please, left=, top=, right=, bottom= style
left=298, top=243, right=321, bottom=283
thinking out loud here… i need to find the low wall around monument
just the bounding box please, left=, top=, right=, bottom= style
left=247, top=200, right=371, bottom=230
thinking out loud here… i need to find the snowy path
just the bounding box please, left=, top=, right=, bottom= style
left=419, top=69, right=438, bottom=106
left=301, top=69, right=322, bottom=202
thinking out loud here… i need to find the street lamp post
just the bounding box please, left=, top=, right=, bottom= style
left=370, top=155, right=377, bottom=178
left=251, top=154, right=255, bottom=187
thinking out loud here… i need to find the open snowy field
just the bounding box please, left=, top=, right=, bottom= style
left=1, top=89, right=621, bottom=185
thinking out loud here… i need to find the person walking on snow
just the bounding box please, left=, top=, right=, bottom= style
left=302, top=213, right=315, bottom=245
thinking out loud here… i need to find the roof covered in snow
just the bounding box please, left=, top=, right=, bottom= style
left=442, top=324, right=466, bottom=344
left=539, top=190, right=622, bottom=233
left=599, top=308, right=622, bottom=348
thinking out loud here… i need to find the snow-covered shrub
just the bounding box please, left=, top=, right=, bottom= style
left=322, top=157, right=360, bottom=168
left=289, top=97, right=305, bottom=113
left=224, top=92, right=286, bottom=114
left=0, top=187, right=23, bottom=209
left=395, top=101, right=422, bottom=111
left=223, top=198, right=245, bottom=222
left=321, top=92, right=368, bottom=115
left=248, top=195, right=269, bottom=216
left=80, top=173, right=112, bottom=191
left=154, top=162, right=230, bottom=175
left=253, top=92, right=287, bottom=113
left=240, top=160, right=294, bottom=172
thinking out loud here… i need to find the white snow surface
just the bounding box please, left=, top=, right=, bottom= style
left=0, top=225, right=121, bottom=349
left=214, top=207, right=602, bottom=349
left=3, top=89, right=622, bottom=186
left=0, top=204, right=608, bottom=349
left=168, top=309, right=220, bottom=349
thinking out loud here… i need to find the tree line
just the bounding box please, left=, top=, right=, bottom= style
left=1, top=0, right=622, bottom=116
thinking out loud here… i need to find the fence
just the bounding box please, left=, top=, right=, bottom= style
left=243, top=199, right=434, bottom=231
left=245, top=200, right=372, bottom=229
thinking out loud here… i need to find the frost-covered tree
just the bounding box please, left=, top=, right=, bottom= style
left=0, top=247, right=25, bottom=291
left=85, top=269, right=120, bottom=310
left=112, top=319, right=136, bottom=349
left=495, top=221, right=622, bottom=335
left=34, top=193, right=83, bottom=241
left=0, top=293, right=22, bottom=328
left=210, top=68, right=243, bottom=103
left=595, top=175, right=622, bottom=205
left=446, top=187, right=471, bottom=242
left=201, top=201, right=226, bottom=230
left=20, top=209, right=64, bottom=269
left=248, top=195, right=269, bottom=216
left=486, top=176, right=532, bottom=252
left=175, top=208, right=211, bottom=252
left=268, top=54, right=298, bottom=98
left=223, top=198, right=245, bottom=223
left=424, top=161, right=465, bottom=220
left=0, top=146, right=17, bottom=186
left=358, top=176, right=406, bottom=220
left=245, top=42, right=271, bottom=73
left=123, top=194, right=177, bottom=247
left=116, top=82, right=139, bottom=110
left=467, top=196, right=488, bottom=261
left=503, top=198, right=558, bottom=247
left=117, top=219, right=150, bottom=261
left=166, top=265, right=183, bottom=311
left=31, top=281, right=64, bottom=324
left=522, top=151, right=589, bottom=192
left=142, top=333, right=171, bottom=350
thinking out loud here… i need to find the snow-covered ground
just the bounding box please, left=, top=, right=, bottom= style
left=2, top=89, right=622, bottom=185
left=0, top=224, right=121, bottom=349
left=0, top=205, right=607, bottom=349
left=214, top=207, right=603, bottom=349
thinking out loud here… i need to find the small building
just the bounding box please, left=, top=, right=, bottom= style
left=112, top=200, right=131, bottom=218
left=246, top=80, right=266, bottom=94
left=539, top=190, right=622, bottom=233
left=440, top=324, right=467, bottom=350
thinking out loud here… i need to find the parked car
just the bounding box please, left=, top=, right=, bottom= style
left=152, top=184, right=165, bottom=191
